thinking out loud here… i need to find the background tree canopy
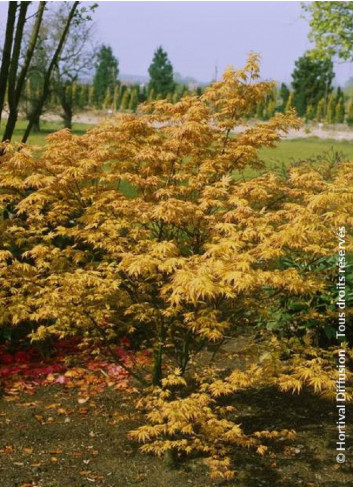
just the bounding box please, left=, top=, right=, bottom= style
left=291, top=53, right=334, bottom=117
left=93, top=44, right=119, bottom=107
left=148, top=46, right=175, bottom=98
left=303, top=1, right=353, bottom=61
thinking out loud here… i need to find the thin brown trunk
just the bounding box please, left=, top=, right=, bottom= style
left=59, top=84, right=73, bottom=129
left=2, top=1, right=46, bottom=142
left=152, top=347, right=163, bottom=386
left=63, top=109, right=72, bottom=129
left=152, top=321, right=165, bottom=386
left=2, top=2, right=30, bottom=142
left=30, top=113, right=40, bottom=132
left=15, top=2, right=47, bottom=105
left=22, top=1, right=80, bottom=143
left=0, top=2, right=17, bottom=125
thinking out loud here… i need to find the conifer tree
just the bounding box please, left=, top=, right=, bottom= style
left=346, top=100, right=353, bottom=125
left=93, top=45, right=119, bottom=107
left=266, top=100, right=276, bottom=118
left=88, top=85, right=95, bottom=107
left=335, top=96, right=345, bottom=123
left=72, top=81, right=78, bottom=107
left=291, top=53, right=334, bottom=116
left=129, top=88, right=139, bottom=112
left=285, top=93, right=294, bottom=112
left=78, top=84, right=89, bottom=109
left=103, top=87, right=112, bottom=110
left=279, top=83, right=290, bottom=111
left=335, top=86, right=343, bottom=103
left=326, top=93, right=336, bottom=123
left=256, top=101, right=265, bottom=119
left=139, top=85, right=147, bottom=103
left=116, top=85, right=125, bottom=109
left=148, top=46, right=175, bottom=98
left=305, top=104, right=316, bottom=121
left=147, top=88, right=155, bottom=101
left=120, top=89, right=130, bottom=110
left=316, top=98, right=325, bottom=121
left=113, top=84, right=120, bottom=111
left=172, top=91, right=180, bottom=104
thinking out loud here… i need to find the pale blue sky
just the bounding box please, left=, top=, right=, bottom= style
left=1, top=1, right=353, bottom=85
left=92, top=1, right=353, bottom=84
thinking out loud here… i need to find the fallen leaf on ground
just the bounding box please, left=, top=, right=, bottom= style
left=49, top=449, right=63, bottom=455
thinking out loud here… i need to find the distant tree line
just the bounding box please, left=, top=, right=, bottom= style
left=23, top=44, right=203, bottom=129
left=254, top=52, right=353, bottom=125
left=0, top=3, right=204, bottom=143
left=0, top=1, right=98, bottom=143
left=2, top=1, right=353, bottom=147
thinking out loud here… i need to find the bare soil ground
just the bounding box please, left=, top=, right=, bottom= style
left=0, top=383, right=352, bottom=487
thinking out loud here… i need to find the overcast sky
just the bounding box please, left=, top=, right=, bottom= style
left=1, top=1, right=353, bottom=85
left=93, top=1, right=353, bottom=84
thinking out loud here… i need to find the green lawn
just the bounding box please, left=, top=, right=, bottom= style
left=260, top=137, right=353, bottom=165
left=234, top=136, right=353, bottom=180
left=0, top=119, right=93, bottom=146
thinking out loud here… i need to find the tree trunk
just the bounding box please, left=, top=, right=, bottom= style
left=2, top=2, right=30, bottom=142
left=22, top=1, right=80, bottom=143
left=63, top=114, right=72, bottom=130
left=62, top=99, right=73, bottom=129
left=31, top=114, right=41, bottom=133
left=152, top=347, right=163, bottom=386
left=3, top=110, right=17, bottom=143
left=2, top=2, right=46, bottom=142
left=164, top=448, right=178, bottom=469
left=0, top=2, right=17, bottom=125
left=15, top=2, right=47, bottom=105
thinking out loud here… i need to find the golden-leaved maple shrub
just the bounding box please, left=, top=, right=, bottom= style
left=0, top=54, right=352, bottom=478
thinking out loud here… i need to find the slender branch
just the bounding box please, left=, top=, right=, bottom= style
left=85, top=312, right=148, bottom=386
left=22, top=1, right=80, bottom=143
left=15, top=2, right=47, bottom=105
left=2, top=2, right=30, bottom=142
left=0, top=1, right=17, bottom=124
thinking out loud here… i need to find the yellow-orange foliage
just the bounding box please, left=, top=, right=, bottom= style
left=0, top=54, right=352, bottom=478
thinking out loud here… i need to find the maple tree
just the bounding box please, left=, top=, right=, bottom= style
left=0, top=54, right=352, bottom=478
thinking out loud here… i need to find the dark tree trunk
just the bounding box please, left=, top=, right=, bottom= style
left=3, top=110, right=17, bottom=142
left=31, top=114, right=41, bottom=133
left=62, top=102, right=73, bottom=129
left=22, top=1, right=80, bottom=143
left=15, top=2, right=47, bottom=105
left=63, top=114, right=72, bottom=130
left=152, top=347, right=163, bottom=386
left=0, top=2, right=17, bottom=125
left=2, top=2, right=46, bottom=143
left=2, top=2, right=30, bottom=142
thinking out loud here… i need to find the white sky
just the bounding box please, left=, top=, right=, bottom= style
left=0, top=1, right=352, bottom=85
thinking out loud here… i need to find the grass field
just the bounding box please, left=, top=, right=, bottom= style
left=260, top=137, right=353, bottom=165
left=0, top=119, right=93, bottom=146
